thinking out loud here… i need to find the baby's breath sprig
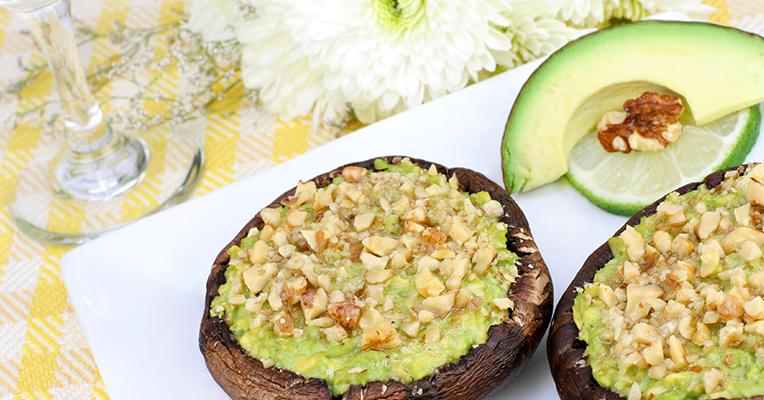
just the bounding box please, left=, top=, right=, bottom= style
left=1, top=9, right=247, bottom=138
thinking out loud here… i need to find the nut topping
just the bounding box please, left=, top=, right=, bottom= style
left=597, top=92, right=684, bottom=153
left=575, top=164, right=764, bottom=398
left=211, top=158, right=520, bottom=384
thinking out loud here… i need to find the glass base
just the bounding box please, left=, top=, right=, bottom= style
left=9, top=126, right=204, bottom=246
left=54, top=135, right=149, bottom=201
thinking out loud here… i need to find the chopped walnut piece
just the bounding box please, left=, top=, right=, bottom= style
left=422, top=228, right=447, bottom=245
left=348, top=242, right=363, bottom=261
left=472, top=245, right=497, bottom=274
left=403, top=220, right=425, bottom=233
left=454, top=288, right=473, bottom=309
left=366, top=269, right=392, bottom=284
left=260, top=225, right=274, bottom=241
left=745, top=320, right=764, bottom=336
left=482, top=200, right=503, bottom=218
left=360, top=322, right=401, bottom=350
left=448, top=217, right=472, bottom=245
left=418, top=309, right=435, bottom=324
left=243, top=263, right=277, bottom=294
left=401, top=318, right=420, bottom=337
left=282, top=276, right=307, bottom=305
left=721, top=227, right=764, bottom=254
left=734, top=203, right=751, bottom=226
left=657, top=200, right=683, bottom=216
left=286, top=209, right=308, bottom=227
left=403, top=207, right=427, bottom=223
left=703, top=368, right=725, bottom=394
left=632, top=322, right=660, bottom=344
left=290, top=181, right=317, bottom=207
left=625, top=284, right=663, bottom=321
left=620, top=261, right=640, bottom=282
left=323, top=325, right=348, bottom=343
left=273, top=311, right=294, bottom=337
left=445, top=257, right=468, bottom=290
left=652, top=230, right=672, bottom=254
left=745, top=180, right=764, bottom=206
left=667, top=335, right=686, bottom=368
left=419, top=293, right=455, bottom=317
left=431, top=248, right=455, bottom=260
left=301, top=288, right=329, bottom=321
left=389, top=250, right=409, bottom=269
left=642, top=340, right=664, bottom=366
left=228, top=295, right=246, bottom=305
left=416, top=268, right=445, bottom=297
left=739, top=241, right=763, bottom=261
left=341, top=166, right=367, bottom=182
left=627, top=383, right=642, bottom=400
left=418, top=256, right=440, bottom=271
left=696, top=210, right=722, bottom=240
left=300, top=230, right=318, bottom=251
left=362, top=236, right=399, bottom=256
left=353, top=213, right=375, bottom=232
left=621, top=226, right=645, bottom=261
left=597, top=92, right=684, bottom=153
left=718, top=295, right=744, bottom=320
left=719, top=320, right=744, bottom=348
left=260, top=208, right=282, bottom=226
left=248, top=240, right=270, bottom=265
left=360, top=252, right=389, bottom=270
left=307, top=317, right=335, bottom=328
left=743, top=297, right=764, bottom=320
left=328, top=301, right=361, bottom=331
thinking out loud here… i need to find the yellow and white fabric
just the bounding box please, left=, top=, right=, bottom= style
left=0, top=0, right=761, bottom=398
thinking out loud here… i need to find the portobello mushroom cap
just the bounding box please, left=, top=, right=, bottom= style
left=200, top=156, right=553, bottom=400
left=548, top=164, right=764, bottom=400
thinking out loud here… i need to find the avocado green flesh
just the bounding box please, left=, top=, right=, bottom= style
left=502, top=21, right=764, bottom=192
left=211, top=161, right=519, bottom=396
left=574, top=187, right=764, bottom=399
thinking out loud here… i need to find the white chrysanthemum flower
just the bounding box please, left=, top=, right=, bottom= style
left=550, top=0, right=714, bottom=27
left=185, top=0, right=242, bottom=42
left=506, top=0, right=579, bottom=65
left=237, top=0, right=580, bottom=124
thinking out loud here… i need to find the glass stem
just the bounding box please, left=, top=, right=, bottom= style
left=16, top=0, right=149, bottom=201
left=21, top=0, right=114, bottom=154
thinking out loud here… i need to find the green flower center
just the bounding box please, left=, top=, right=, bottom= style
left=373, top=0, right=426, bottom=30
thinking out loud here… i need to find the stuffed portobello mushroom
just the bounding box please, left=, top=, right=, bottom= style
left=549, top=163, right=764, bottom=400
left=200, top=156, right=552, bottom=400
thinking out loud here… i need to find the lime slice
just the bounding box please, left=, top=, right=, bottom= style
left=567, top=105, right=762, bottom=216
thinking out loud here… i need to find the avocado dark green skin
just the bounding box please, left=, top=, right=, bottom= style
left=548, top=164, right=764, bottom=400
left=200, top=156, right=553, bottom=400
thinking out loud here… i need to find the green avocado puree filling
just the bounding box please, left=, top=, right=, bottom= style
left=574, top=164, right=764, bottom=400
left=211, top=158, right=519, bottom=395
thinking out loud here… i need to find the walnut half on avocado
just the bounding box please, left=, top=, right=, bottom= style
left=200, top=156, right=552, bottom=399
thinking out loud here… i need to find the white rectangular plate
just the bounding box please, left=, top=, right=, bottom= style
left=61, top=55, right=764, bottom=399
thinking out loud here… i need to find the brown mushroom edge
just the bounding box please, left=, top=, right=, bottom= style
left=548, top=163, right=764, bottom=400
left=199, top=156, right=553, bottom=400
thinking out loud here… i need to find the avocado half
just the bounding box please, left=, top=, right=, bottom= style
left=501, top=21, right=764, bottom=193
left=200, top=156, right=553, bottom=400
left=547, top=164, right=764, bottom=400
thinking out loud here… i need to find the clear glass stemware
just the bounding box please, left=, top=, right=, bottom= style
left=1, top=0, right=204, bottom=245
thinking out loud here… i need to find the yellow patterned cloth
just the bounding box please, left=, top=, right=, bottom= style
left=0, top=0, right=762, bottom=398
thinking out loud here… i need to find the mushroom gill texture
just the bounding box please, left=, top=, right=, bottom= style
left=548, top=164, right=764, bottom=400
left=200, top=156, right=553, bottom=400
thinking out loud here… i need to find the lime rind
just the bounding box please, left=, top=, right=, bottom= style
left=567, top=105, right=761, bottom=216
